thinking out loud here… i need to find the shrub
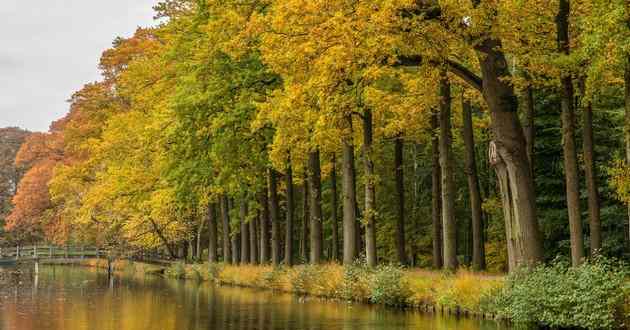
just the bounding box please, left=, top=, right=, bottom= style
left=291, top=265, right=322, bottom=295
left=488, top=258, right=628, bottom=329
left=206, top=263, right=223, bottom=282
left=341, top=261, right=373, bottom=302
left=261, top=267, right=285, bottom=290
left=369, top=265, right=411, bottom=306
left=165, top=262, right=186, bottom=279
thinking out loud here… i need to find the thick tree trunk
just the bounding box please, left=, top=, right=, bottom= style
left=394, top=136, right=407, bottom=265
left=557, top=0, right=584, bottom=266
left=439, top=74, right=457, bottom=271
left=208, top=203, right=218, bottom=263
left=221, top=195, right=232, bottom=263
left=581, top=87, right=601, bottom=254
left=431, top=110, right=443, bottom=269
left=342, top=115, right=358, bottom=264
left=269, top=169, right=281, bottom=265
left=475, top=37, right=543, bottom=269
left=284, top=161, right=295, bottom=266
left=300, top=181, right=309, bottom=262
left=462, top=100, right=486, bottom=270
left=308, top=151, right=323, bottom=264
left=331, top=155, right=340, bottom=262
left=363, top=108, right=377, bottom=268
left=240, top=198, right=250, bottom=264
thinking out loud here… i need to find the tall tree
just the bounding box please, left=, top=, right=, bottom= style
left=438, top=74, right=457, bottom=271
left=394, top=137, right=407, bottom=265
left=462, top=99, right=485, bottom=270
left=308, top=151, right=323, bottom=264
left=557, top=0, right=584, bottom=266
left=342, top=115, right=358, bottom=265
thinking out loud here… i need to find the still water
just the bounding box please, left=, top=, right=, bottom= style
left=0, top=266, right=508, bottom=330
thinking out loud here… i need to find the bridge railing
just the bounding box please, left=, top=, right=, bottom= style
left=0, top=245, right=111, bottom=260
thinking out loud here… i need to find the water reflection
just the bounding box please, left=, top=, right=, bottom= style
left=0, top=266, right=509, bottom=330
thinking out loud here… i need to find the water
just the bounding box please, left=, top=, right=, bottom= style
left=0, top=265, right=508, bottom=330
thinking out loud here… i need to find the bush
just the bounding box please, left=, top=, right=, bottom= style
left=291, top=265, right=322, bottom=295
left=341, top=262, right=373, bottom=302
left=369, top=265, right=411, bottom=306
left=206, top=263, right=223, bottom=282
left=261, top=267, right=285, bottom=290
left=488, top=258, right=629, bottom=329
left=165, top=262, right=186, bottom=279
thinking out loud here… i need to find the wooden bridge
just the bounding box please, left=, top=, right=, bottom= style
left=0, top=245, right=108, bottom=265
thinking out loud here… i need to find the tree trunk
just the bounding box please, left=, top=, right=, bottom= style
left=331, top=154, right=340, bottom=262
left=208, top=203, right=218, bottom=263
left=363, top=108, right=377, bottom=268
left=221, top=195, right=233, bottom=263
left=269, top=169, right=281, bottom=266
left=196, top=210, right=206, bottom=261
left=308, top=150, right=323, bottom=264
left=240, top=198, right=250, bottom=264
left=581, top=85, right=601, bottom=255
left=431, top=110, right=443, bottom=269
left=439, top=74, right=457, bottom=271
left=557, top=0, right=584, bottom=266
left=475, top=37, right=543, bottom=269
left=522, top=86, right=536, bottom=176
left=229, top=199, right=240, bottom=264
left=259, top=186, right=270, bottom=264
left=626, top=56, right=630, bottom=248
left=250, top=208, right=259, bottom=265
left=394, top=136, right=407, bottom=265
left=342, top=115, right=358, bottom=264
left=300, top=181, right=309, bottom=262
left=284, top=161, right=295, bottom=266
left=462, top=100, right=486, bottom=270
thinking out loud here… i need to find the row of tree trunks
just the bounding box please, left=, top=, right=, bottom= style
left=557, top=0, right=584, bottom=266
left=462, top=100, right=486, bottom=270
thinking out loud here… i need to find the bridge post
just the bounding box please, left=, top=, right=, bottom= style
left=16, top=245, right=20, bottom=260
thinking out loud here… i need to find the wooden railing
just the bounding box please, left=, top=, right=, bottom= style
left=0, top=245, right=109, bottom=261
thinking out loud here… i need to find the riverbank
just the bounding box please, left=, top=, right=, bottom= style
left=47, top=258, right=630, bottom=329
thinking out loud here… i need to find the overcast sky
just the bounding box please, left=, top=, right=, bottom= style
left=0, top=0, right=158, bottom=132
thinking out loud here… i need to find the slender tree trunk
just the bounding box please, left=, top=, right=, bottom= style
left=300, top=181, right=309, bottom=262
left=260, top=186, right=271, bottom=264
left=580, top=84, right=602, bottom=255
left=240, top=198, right=250, bottom=264
left=229, top=199, right=240, bottom=265
left=284, top=161, right=295, bottom=266
left=196, top=210, right=206, bottom=261
left=557, top=0, right=584, bottom=266
left=308, top=150, right=323, bottom=264
left=221, top=195, right=232, bottom=263
left=394, top=136, right=407, bottom=265
left=208, top=203, right=218, bottom=263
left=431, top=110, right=443, bottom=269
left=462, top=99, right=486, bottom=270
left=626, top=56, right=630, bottom=248
left=522, top=86, right=536, bottom=176
left=342, top=115, right=358, bottom=264
left=269, top=169, right=281, bottom=266
left=363, top=108, right=377, bottom=268
left=250, top=208, right=259, bottom=265
left=475, top=37, right=543, bottom=269
left=439, top=74, right=457, bottom=271
left=331, top=155, right=340, bottom=262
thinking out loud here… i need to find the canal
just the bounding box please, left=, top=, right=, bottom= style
left=0, top=265, right=508, bottom=330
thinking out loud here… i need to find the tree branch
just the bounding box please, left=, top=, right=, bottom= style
left=394, top=56, right=483, bottom=92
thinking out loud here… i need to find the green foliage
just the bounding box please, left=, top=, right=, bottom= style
left=368, top=264, right=411, bottom=306
left=165, top=262, right=186, bottom=279
left=290, top=265, right=323, bottom=295
left=341, top=261, right=373, bottom=302
left=487, top=258, right=629, bottom=329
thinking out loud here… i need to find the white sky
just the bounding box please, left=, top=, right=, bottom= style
left=0, top=0, right=158, bottom=132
